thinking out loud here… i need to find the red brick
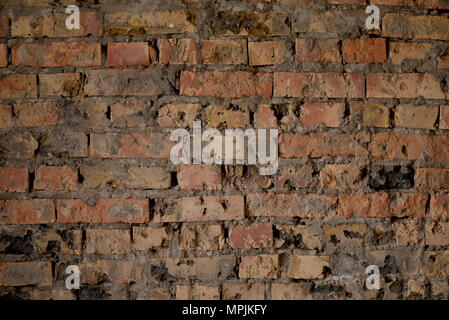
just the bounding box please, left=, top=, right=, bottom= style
left=0, top=74, right=37, bottom=99
left=202, top=39, right=247, bottom=65
left=382, top=14, right=449, bottom=40
left=0, top=199, right=55, bottom=224
left=0, top=14, right=8, bottom=38
left=153, top=195, right=244, bottom=223
left=107, top=42, right=150, bottom=66
left=34, top=166, right=77, bottom=191
left=0, top=262, right=52, bottom=286
left=13, top=101, right=58, bottom=127
left=85, top=69, right=172, bottom=96
left=300, top=102, right=345, bottom=127
left=254, top=104, right=277, bottom=128
left=177, top=165, right=222, bottom=190
left=229, top=223, right=273, bottom=249
left=12, top=42, right=101, bottom=67
left=0, top=43, right=7, bottom=67
left=249, top=40, right=285, bottom=66
left=158, top=38, right=198, bottom=65
left=180, top=71, right=272, bottom=98
left=247, top=193, right=337, bottom=218
left=342, top=38, right=386, bottom=63
left=279, top=132, right=369, bottom=158
left=11, top=12, right=102, bottom=37
left=274, top=73, right=364, bottom=98
left=0, top=104, right=13, bottom=128
left=369, top=133, right=426, bottom=160
left=57, top=199, right=149, bottom=223
left=430, top=194, right=449, bottom=219
left=90, top=133, right=172, bottom=158
left=0, top=168, right=28, bottom=192
left=367, top=73, right=446, bottom=99
left=338, top=193, right=427, bottom=218
left=296, top=39, right=340, bottom=62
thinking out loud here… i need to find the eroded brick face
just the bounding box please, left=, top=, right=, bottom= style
left=0, top=0, right=448, bottom=301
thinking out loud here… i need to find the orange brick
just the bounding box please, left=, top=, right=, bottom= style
left=34, top=166, right=77, bottom=191
left=0, top=168, right=28, bottom=192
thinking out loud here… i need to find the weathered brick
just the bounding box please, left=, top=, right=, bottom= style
left=85, top=229, right=131, bottom=255
left=342, top=38, right=386, bottom=63
left=439, top=105, right=449, bottom=130
left=0, top=168, right=28, bottom=192
left=247, top=193, right=337, bottom=218
left=177, top=165, right=222, bottom=190
left=38, top=131, right=88, bottom=158
left=0, top=43, right=7, bottom=67
left=320, top=164, right=365, bottom=191
left=0, top=199, right=55, bottom=224
left=439, top=56, right=449, bottom=69
left=0, top=132, right=38, bottom=159
left=417, top=0, right=449, bottom=9
left=287, top=256, right=329, bottom=279
left=296, top=39, right=340, bottom=62
left=179, top=224, right=224, bottom=250
left=0, top=262, right=52, bottom=286
left=389, top=42, right=432, bottom=65
left=350, top=102, right=391, bottom=128
left=107, top=42, right=150, bottom=66
left=279, top=132, right=369, bottom=158
left=323, top=224, right=367, bottom=247
left=395, top=105, right=438, bottom=129
left=157, top=103, right=202, bottom=128
left=133, top=227, right=170, bottom=251
left=57, top=199, right=149, bottom=223
left=90, top=133, right=172, bottom=158
left=254, top=104, right=277, bottom=128
left=293, top=10, right=367, bottom=34
left=202, top=39, right=247, bottom=65
left=109, top=100, right=148, bottom=128
left=229, top=223, right=273, bottom=249
left=431, top=194, right=449, bottom=219
left=426, top=222, right=449, bottom=246
left=12, top=42, right=101, bottom=67
left=249, top=40, right=285, bottom=66
left=80, top=260, right=141, bottom=284
left=371, top=0, right=413, bottom=5
left=393, top=219, right=419, bottom=246
left=0, top=74, right=37, bottom=99
left=239, top=255, right=279, bottom=278
left=422, top=252, right=449, bottom=275
left=34, top=166, right=77, bottom=191
left=104, top=11, right=197, bottom=36
left=300, top=102, right=345, bottom=127
left=415, top=168, right=449, bottom=192
left=153, top=195, right=244, bottom=222
left=13, top=101, right=58, bottom=127
left=39, top=73, right=82, bottom=97
left=163, top=256, right=236, bottom=280
left=274, top=73, right=364, bottom=98
left=36, top=229, right=82, bottom=255
left=11, top=12, right=102, bottom=37
left=176, top=285, right=220, bottom=300
left=275, top=225, right=320, bottom=250
left=271, top=283, right=312, bottom=300
left=180, top=71, right=272, bottom=98
left=0, top=14, right=8, bottom=38
left=223, top=283, right=265, bottom=300
left=128, top=166, right=171, bottom=189
left=33, top=290, right=75, bottom=300
left=158, top=38, right=198, bottom=65
left=369, top=133, right=425, bottom=160
left=205, top=104, right=250, bottom=129
left=0, top=104, right=12, bottom=128
left=382, top=14, right=449, bottom=40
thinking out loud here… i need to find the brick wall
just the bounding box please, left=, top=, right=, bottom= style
left=0, top=0, right=449, bottom=300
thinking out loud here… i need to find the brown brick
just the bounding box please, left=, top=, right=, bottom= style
left=0, top=105, right=13, bottom=128
left=239, top=255, right=279, bottom=278
left=153, top=195, right=244, bottom=223
left=39, top=131, right=88, bottom=158
left=382, top=14, right=449, bottom=40
left=369, top=133, right=426, bottom=160
left=178, top=165, right=222, bottom=190
left=107, top=42, right=150, bottom=66
left=287, top=256, right=329, bottom=279
left=11, top=12, right=101, bottom=37
left=34, top=166, right=77, bottom=191
left=85, top=229, right=131, bottom=255
left=0, top=74, right=37, bottom=99
left=202, top=39, right=247, bottom=65
left=157, top=103, right=202, bottom=128
left=426, top=222, right=449, bottom=246
left=104, top=11, right=197, bottom=36
left=90, top=133, right=172, bottom=158
left=176, top=285, right=220, bottom=300
left=439, top=56, right=449, bottom=69
left=36, top=229, right=82, bottom=255
left=0, top=14, right=8, bottom=38
left=133, top=227, right=170, bottom=251
left=439, top=105, right=449, bottom=130
left=39, top=73, right=82, bottom=97
left=0, top=199, right=55, bottom=224
left=249, top=40, right=285, bottom=66
left=0, top=262, right=52, bottom=286
left=271, top=283, right=312, bottom=300
left=274, top=73, right=364, bottom=98
left=275, top=225, right=320, bottom=250
left=85, top=69, right=172, bottom=96
left=180, top=71, right=272, bottom=98
left=158, top=38, right=199, bottom=65
left=350, top=102, right=391, bottom=128
left=296, top=39, right=340, bottom=62
left=389, top=42, right=432, bottom=65
left=163, top=256, right=236, bottom=280
left=12, top=42, right=101, bottom=67
left=179, top=224, right=224, bottom=251
left=33, top=290, right=76, bottom=300
left=395, top=105, right=438, bottom=129
left=415, top=168, right=449, bottom=192
left=13, top=101, right=58, bottom=127
left=223, top=283, right=265, bottom=300
left=320, top=164, right=365, bottom=190
left=293, top=10, right=367, bottom=34
left=57, top=199, right=149, bottom=223
left=0, top=132, right=38, bottom=159
left=229, top=223, right=273, bottom=249
left=323, top=224, right=367, bottom=247
left=247, top=193, right=337, bottom=218
left=205, top=104, right=250, bottom=129
left=430, top=194, right=449, bottom=219
left=0, top=168, right=28, bottom=192
left=127, top=166, right=171, bottom=189
left=343, top=38, right=386, bottom=63
left=0, top=43, right=7, bottom=67
left=300, top=102, right=345, bottom=127
left=254, top=104, right=277, bottom=128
